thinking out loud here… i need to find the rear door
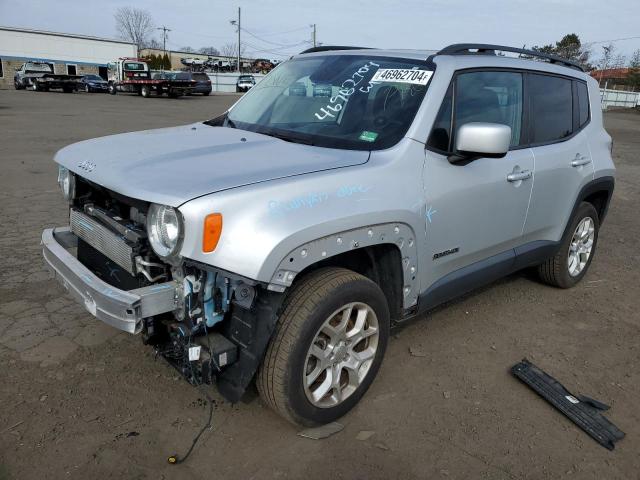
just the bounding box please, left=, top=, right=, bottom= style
left=423, top=69, right=534, bottom=289
left=521, top=74, right=594, bottom=243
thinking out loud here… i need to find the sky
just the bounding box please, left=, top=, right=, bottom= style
left=0, top=0, right=639, bottom=63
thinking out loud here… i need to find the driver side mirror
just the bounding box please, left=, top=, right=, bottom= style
left=449, top=122, right=511, bottom=164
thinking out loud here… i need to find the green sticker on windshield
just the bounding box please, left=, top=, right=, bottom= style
left=359, top=131, right=378, bottom=142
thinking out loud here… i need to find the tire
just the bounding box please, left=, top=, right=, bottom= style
left=537, top=202, right=600, bottom=288
left=14, top=79, right=23, bottom=90
left=84, top=84, right=90, bottom=93
left=108, top=83, right=117, bottom=95
left=30, top=81, right=39, bottom=91
left=257, top=267, right=390, bottom=426
left=141, top=85, right=151, bottom=98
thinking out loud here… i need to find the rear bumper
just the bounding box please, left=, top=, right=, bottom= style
left=42, top=227, right=180, bottom=334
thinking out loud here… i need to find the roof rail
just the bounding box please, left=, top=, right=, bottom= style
left=299, top=45, right=371, bottom=54
left=437, top=43, right=585, bottom=72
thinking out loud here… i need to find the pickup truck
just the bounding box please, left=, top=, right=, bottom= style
left=14, top=62, right=81, bottom=92
left=107, top=58, right=195, bottom=98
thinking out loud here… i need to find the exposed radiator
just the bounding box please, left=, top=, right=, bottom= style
left=70, top=209, right=136, bottom=274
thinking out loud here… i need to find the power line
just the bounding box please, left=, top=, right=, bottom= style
left=242, top=39, right=310, bottom=56
left=585, top=35, right=640, bottom=46
left=240, top=27, right=304, bottom=47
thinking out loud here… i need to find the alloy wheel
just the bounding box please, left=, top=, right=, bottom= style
left=303, top=302, right=379, bottom=408
left=568, top=217, right=595, bottom=276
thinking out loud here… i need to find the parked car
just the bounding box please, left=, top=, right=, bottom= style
left=236, top=75, right=256, bottom=92
left=42, top=44, right=614, bottom=427
left=79, top=74, right=108, bottom=93
left=167, top=72, right=212, bottom=95
left=14, top=61, right=80, bottom=92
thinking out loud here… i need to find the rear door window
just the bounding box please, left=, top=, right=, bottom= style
left=528, top=74, right=573, bottom=144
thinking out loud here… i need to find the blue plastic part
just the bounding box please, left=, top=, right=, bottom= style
left=203, top=271, right=224, bottom=327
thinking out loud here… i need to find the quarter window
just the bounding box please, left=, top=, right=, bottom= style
left=528, top=74, right=573, bottom=144
left=576, top=81, right=590, bottom=128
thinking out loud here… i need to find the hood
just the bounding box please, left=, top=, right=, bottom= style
left=55, top=124, right=369, bottom=207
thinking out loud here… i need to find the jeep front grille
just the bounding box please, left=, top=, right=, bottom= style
left=70, top=209, right=136, bottom=274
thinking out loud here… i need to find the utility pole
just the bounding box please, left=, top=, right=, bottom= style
left=312, top=24, right=317, bottom=48
left=237, top=7, right=241, bottom=72
left=230, top=8, right=241, bottom=72
left=157, top=26, right=171, bottom=70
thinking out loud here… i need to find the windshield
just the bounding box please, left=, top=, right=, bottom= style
left=25, top=63, right=53, bottom=73
left=225, top=55, right=432, bottom=150
left=124, top=62, right=146, bottom=71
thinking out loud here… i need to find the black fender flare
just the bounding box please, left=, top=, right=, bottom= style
left=561, top=176, right=615, bottom=240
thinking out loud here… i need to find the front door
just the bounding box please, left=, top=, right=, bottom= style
left=422, top=70, right=533, bottom=294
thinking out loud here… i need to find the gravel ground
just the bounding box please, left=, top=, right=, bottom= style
left=0, top=89, right=638, bottom=480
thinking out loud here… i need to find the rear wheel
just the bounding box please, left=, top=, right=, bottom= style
left=257, top=267, right=390, bottom=426
left=140, top=85, right=151, bottom=97
left=538, top=202, right=599, bottom=288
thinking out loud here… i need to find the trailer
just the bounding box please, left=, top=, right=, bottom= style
left=107, top=58, right=195, bottom=98
left=14, top=62, right=81, bottom=93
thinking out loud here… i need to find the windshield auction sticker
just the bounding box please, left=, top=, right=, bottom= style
left=371, top=69, right=433, bottom=85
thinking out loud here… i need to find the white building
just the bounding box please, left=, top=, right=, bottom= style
left=0, top=26, right=136, bottom=89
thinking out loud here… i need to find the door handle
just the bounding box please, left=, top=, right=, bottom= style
left=571, top=156, right=592, bottom=167
left=507, top=170, right=532, bottom=182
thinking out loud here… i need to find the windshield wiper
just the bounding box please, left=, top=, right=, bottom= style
left=259, top=130, right=314, bottom=146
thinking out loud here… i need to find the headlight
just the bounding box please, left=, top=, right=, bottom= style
left=57, top=165, right=75, bottom=201
left=147, top=204, right=183, bottom=258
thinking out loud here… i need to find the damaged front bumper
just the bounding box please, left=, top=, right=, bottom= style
left=41, top=227, right=180, bottom=334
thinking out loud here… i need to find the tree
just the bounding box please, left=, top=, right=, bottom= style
left=145, top=38, right=163, bottom=50
left=598, top=44, right=615, bottom=71
left=531, top=34, right=591, bottom=69
left=221, top=42, right=246, bottom=70
left=221, top=42, right=237, bottom=61
left=180, top=46, right=196, bottom=53
left=114, top=7, right=154, bottom=52
left=630, top=50, right=640, bottom=68
left=199, top=46, right=220, bottom=56
left=162, top=53, right=171, bottom=70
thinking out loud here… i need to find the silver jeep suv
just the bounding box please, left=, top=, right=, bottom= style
left=42, top=44, right=615, bottom=426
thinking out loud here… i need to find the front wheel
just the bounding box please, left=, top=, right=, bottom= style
left=257, top=268, right=390, bottom=426
left=537, top=202, right=600, bottom=288
left=140, top=85, right=151, bottom=97
left=108, top=83, right=117, bottom=95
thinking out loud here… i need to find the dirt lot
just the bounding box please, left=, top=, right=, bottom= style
left=0, top=89, right=638, bottom=480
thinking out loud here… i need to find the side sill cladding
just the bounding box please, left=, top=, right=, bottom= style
left=268, top=223, right=419, bottom=309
